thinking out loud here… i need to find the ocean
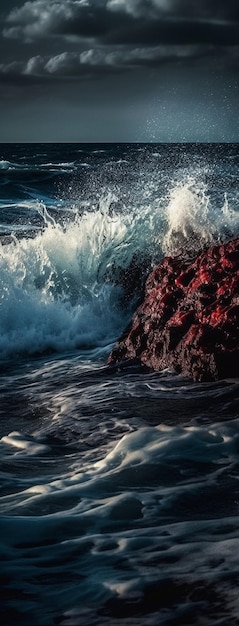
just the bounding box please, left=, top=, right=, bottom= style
left=1, top=142, right=239, bottom=626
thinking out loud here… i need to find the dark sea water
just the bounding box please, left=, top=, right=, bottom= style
left=1, top=143, right=239, bottom=626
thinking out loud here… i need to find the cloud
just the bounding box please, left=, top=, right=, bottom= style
left=24, top=55, right=46, bottom=74
left=108, top=0, right=239, bottom=21
left=1, top=0, right=239, bottom=90
left=3, top=0, right=239, bottom=46
left=107, top=0, right=174, bottom=18
left=0, top=60, right=25, bottom=74
left=3, top=0, right=120, bottom=42
left=0, top=53, right=87, bottom=80
left=0, top=42, right=236, bottom=87
left=0, top=49, right=125, bottom=82
left=81, top=44, right=214, bottom=67
left=44, top=51, right=82, bottom=74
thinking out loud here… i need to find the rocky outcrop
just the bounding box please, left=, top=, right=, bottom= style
left=108, top=237, right=239, bottom=381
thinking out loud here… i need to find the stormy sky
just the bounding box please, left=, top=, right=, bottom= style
left=0, top=0, right=239, bottom=141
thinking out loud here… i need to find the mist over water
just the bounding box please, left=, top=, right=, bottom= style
left=1, top=143, right=239, bottom=626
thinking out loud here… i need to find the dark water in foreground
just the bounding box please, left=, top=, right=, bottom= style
left=1, top=143, right=239, bottom=625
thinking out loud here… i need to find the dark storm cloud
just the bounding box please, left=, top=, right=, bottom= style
left=2, top=0, right=239, bottom=46
left=107, top=0, right=239, bottom=22
left=1, top=1, right=239, bottom=142
left=2, top=1, right=127, bottom=41
left=0, top=49, right=127, bottom=84
left=0, top=45, right=205, bottom=76
left=0, top=0, right=238, bottom=85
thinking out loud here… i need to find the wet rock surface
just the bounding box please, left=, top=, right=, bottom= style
left=108, top=238, right=239, bottom=381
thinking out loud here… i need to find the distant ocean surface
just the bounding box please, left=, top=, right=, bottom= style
left=1, top=143, right=239, bottom=626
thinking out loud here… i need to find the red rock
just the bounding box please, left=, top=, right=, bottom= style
left=108, top=237, right=239, bottom=381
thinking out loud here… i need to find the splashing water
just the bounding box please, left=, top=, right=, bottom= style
left=1, top=162, right=239, bottom=359
left=162, top=177, right=239, bottom=255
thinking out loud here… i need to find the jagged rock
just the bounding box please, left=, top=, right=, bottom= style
left=108, top=237, right=239, bottom=381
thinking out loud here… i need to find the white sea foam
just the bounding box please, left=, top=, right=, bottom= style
left=0, top=159, right=20, bottom=170
left=0, top=158, right=76, bottom=173
left=1, top=431, right=50, bottom=455
left=2, top=417, right=239, bottom=509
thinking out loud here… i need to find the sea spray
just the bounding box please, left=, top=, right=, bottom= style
left=162, top=177, right=239, bottom=256
left=0, top=196, right=158, bottom=358
left=1, top=174, right=239, bottom=359
left=1, top=145, right=239, bottom=361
